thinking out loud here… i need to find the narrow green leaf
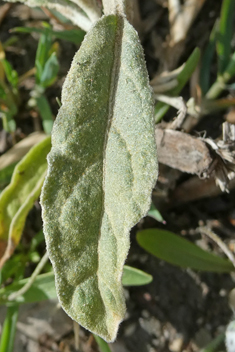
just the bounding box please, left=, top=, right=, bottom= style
left=0, top=59, right=18, bottom=88
left=147, top=202, right=165, bottom=223
left=0, top=272, right=56, bottom=305
left=93, top=335, right=112, bottom=352
left=41, top=15, right=158, bottom=342
left=200, top=20, right=219, bottom=95
left=122, top=265, right=152, bottom=286
left=0, top=136, right=51, bottom=268
left=40, top=52, right=59, bottom=88
left=12, top=26, right=86, bottom=45
left=137, top=229, right=234, bottom=272
left=216, top=0, right=235, bottom=75
left=0, top=305, right=18, bottom=352
left=0, top=254, right=26, bottom=284
left=155, top=48, right=200, bottom=122
left=35, top=30, right=52, bottom=83
left=206, top=51, right=235, bottom=99
left=0, top=265, right=150, bottom=305
left=171, top=48, right=201, bottom=96
left=51, top=28, right=85, bottom=44
left=36, top=95, right=54, bottom=134
left=200, top=332, right=225, bottom=352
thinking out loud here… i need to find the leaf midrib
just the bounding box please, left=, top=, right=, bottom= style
left=99, top=15, right=124, bottom=240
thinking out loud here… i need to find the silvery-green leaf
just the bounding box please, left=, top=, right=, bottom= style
left=41, top=14, right=157, bottom=342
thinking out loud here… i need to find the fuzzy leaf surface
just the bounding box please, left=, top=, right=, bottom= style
left=41, top=15, right=157, bottom=342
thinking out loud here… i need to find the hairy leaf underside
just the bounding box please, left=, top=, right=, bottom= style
left=41, top=14, right=158, bottom=342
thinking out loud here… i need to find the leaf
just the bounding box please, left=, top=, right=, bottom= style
left=0, top=265, right=147, bottom=305
left=35, top=28, right=52, bottom=84
left=0, top=132, right=46, bottom=171
left=155, top=48, right=200, bottom=123
left=93, top=335, right=112, bottom=352
left=0, top=163, right=16, bottom=191
left=206, top=50, right=235, bottom=100
left=40, top=52, right=59, bottom=88
left=137, top=229, right=234, bottom=272
left=36, top=95, right=54, bottom=134
left=122, top=265, right=152, bottom=286
left=0, top=272, right=56, bottom=305
left=201, top=332, right=225, bottom=352
left=200, top=20, right=219, bottom=95
left=12, top=26, right=85, bottom=45
left=0, top=136, right=51, bottom=268
left=0, top=59, right=18, bottom=88
left=216, top=0, right=235, bottom=75
left=147, top=202, right=165, bottom=223
left=41, top=15, right=158, bottom=342
left=0, top=304, right=19, bottom=352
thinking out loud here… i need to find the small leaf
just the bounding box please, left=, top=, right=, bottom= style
left=0, top=265, right=150, bottom=305
left=40, top=52, right=59, bottom=88
left=122, top=265, right=152, bottom=286
left=0, top=272, right=56, bottom=305
left=200, top=20, right=219, bottom=95
left=12, top=26, right=85, bottom=45
left=41, top=15, right=158, bottom=342
left=0, top=136, right=51, bottom=268
left=137, top=229, right=234, bottom=272
left=216, top=0, right=235, bottom=75
left=201, top=332, right=225, bottom=352
left=147, top=202, right=165, bottom=223
left=93, top=334, right=112, bottom=352
left=0, top=59, right=18, bottom=88
left=36, top=95, right=54, bottom=134
left=0, top=304, right=18, bottom=352
left=35, top=29, right=52, bottom=83
left=155, top=48, right=200, bottom=123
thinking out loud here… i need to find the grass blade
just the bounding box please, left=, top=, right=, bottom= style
left=12, top=26, right=85, bottom=45
left=216, top=0, right=235, bottom=75
left=0, top=304, right=19, bottom=352
left=200, top=20, right=219, bottom=95
left=36, top=95, right=54, bottom=134
left=155, top=48, right=200, bottom=122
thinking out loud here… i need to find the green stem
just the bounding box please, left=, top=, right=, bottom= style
left=93, top=334, right=112, bottom=352
left=0, top=305, right=19, bottom=352
left=206, top=51, right=235, bottom=99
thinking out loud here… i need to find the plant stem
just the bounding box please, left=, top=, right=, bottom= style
left=8, top=252, right=49, bottom=301
left=206, top=51, right=235, bottom=99
left=0, top=305, right=19, bottom=352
